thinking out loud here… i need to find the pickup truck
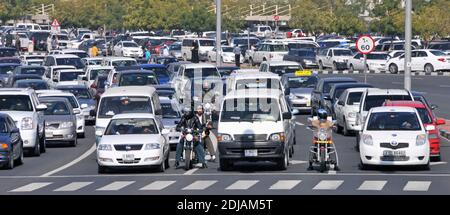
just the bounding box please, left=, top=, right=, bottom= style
left=316, top=48, right=353, bottom=70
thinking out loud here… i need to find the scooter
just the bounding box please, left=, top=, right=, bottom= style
left=308, top=116, right=339, bottom=173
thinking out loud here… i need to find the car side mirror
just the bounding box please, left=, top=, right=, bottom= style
left=36, top=104, right=47, bottom=111
left=90, top=109, right=96, bottom=116
left=431, top=104, right=438, bottom=110
left=73, top=109, right=81, bottom=114
left=425, top=125, right=435, bottom=131
left=161, top=128, right=170, bottom=135
left=436, top=118, right=446, bottom=125
left=80, top=104, right=88, bottom=109
left=282, top=112, right=292, bottom=120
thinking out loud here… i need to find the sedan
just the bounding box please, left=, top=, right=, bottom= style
left=347, top=52, right=389, bottom=72
left=114, top=41, right=143, bottom=58
left=386, top=49, right=450, bottom=73
left=0, top=113, right=24, bottom=169
left=207, top=46, right=244, bottom=64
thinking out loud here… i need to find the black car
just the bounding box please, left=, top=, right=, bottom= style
left=325, top=82, right=374, bottom=117
left=13, top=79, right=49, bottom=90
left=311, top=77, right=357, bottom=115
left=283, top=49, right=318, bottom=69
left=0, top=47, right=19, bottom=58
left=13, top=66, right=45, bottom=76
left=116, top=70, right=159, bottom=87
left=7, top=74, right=42, bottom=88
left=0, top=57, right=21, bottom=64
left=0, top=113, right=24, bottom=169
left=29, top=31, right=50, bottom=51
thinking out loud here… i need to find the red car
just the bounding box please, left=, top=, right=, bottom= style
left=384, top=100, right=446, bottom=160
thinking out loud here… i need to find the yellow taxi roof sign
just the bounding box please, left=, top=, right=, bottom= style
left=295, top=70, right=312, bottom=76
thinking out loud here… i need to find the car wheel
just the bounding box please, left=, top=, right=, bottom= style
left=157, top=160, right=165, bottom=172
left=6, top=152, right=14, bottom=169
left=359, top=159, right=368, bottom=170
left=425, top=64, right=434, bottom=73
left=349, top=64, right=354, bottom=72
left=319, top=61, right=324, bottom=71
left=164, top=150, right=170, bottom=168
left=277, top=148, right=288, bottom=170
left=78, top=132, right=85, bottom=138
left=32, top=133, right=41, bottom=157
left=40, top=128, right=46, bottom=153
left=332, top=62, right=337, bottom=71
left=342, top=118, right=350, bottom=136
left=389, top=64, right=398, bottom=74
left=15, top=142, right=24, bottom=165
left=219, top=159, right=232, bottom=171
left=70, top=138, right=77, bottom=147
left=98, top=165, right=108, bottom=174
left=420, top=162, right=430, bottom=171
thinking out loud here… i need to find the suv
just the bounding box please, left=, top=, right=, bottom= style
left=311, top=77, right=357, bottom=115
left=249, top=42, right=289, bottom=66
left=0, top=88, right=47, bottom=156
left=43, top=54, right=85, bottom=70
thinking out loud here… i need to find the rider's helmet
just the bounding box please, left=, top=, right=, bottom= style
left=317, top=109, right=328, bottom=121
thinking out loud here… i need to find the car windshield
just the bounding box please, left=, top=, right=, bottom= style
left=367, top=112, right=421, bottom=131
left=105, top=118, right=158, bottom=135
left=416, top=108, right=432, bottom=124
left=123, top=42, right=138, bottom=47
left=60, top=72, right=85, bottom=82
left=235, top=78, right=281, bottom=90
left=270, top=45, right=288, bottom=52
left=119, top=73, right=158, bottom=86
left=57, top=35, right=69, bottom=40
left=323, top=81, right=355, bottom=94
left=199, top=40, right=215, bottom=46
left=19, top=67, right=45, bottom=76
left=334, top=50, right=352, bottom=56
left=142, top=67, right=170, bottom=80
left=0, top=65, right=17, bottom=74
left=89, top=69, right=111, bottom=80
left=112, top=60, right=137, bottom=67
left=98, top=96, right=152, bottom=118
left=429, top=43, right=450, bottom=50
left=0, top=95, right=33, bottom=112
left=0, top=49, right=18, bottom=57
left=68, top=52, right=89, bottom=59
left=367, top=54, right=389, bottom=60
left=184, top=68, right=220, bottom=79
left=364, top=95, right=412, bottom=111
left=87, top=60, right=103, bottom=65
left=56, top=58, right=84, bottom=69
left=288, top=44, right=317, bottom=50
left=270, top=65, right=303, bottom=75
left=157, top=90, right=175, bottom=98
left=42, top=101, right=70, bottom=115
left=347, top=92, right=362, bottom=105
left=430, top=50, right=446, bottom=56
left=222, top=47, right=234, bottom=53
left=288, top=76, right=318, bottom=88
left=221, top=98, right=280, bottom=122
left=60, top=88, right=91, bottom=99
left=162, top=103, right=180, bottom=118
left=16, top=81, right=48, bottom=90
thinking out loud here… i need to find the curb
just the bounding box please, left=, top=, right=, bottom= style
left=313, top=70, right=450, bottom=76
left=440, top=129, right=450, bottom=140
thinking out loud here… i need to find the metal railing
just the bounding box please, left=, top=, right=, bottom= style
left=209, top=3, right=293, bottom=19
left=28, top=4, right=54, bottom=16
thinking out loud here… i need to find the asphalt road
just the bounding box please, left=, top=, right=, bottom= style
left=1, top=74, right=449, bottom=195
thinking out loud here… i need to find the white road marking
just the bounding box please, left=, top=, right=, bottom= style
left=96, top=181, right=135, bottom=191
left=403, top=181, right=431, bottom=191
left=430, top=161, right=447, bottom=166
left=269, top=180, right=301, bottom=190
left=182, top=180, right=217, bottom=190
left=413, top=77, right=424, bottom=80
left=295, top=122, right=304, bottom=126
left=140, top=181, right=176, bottom=191
left=313, top=180, right=343, bottom=190
left=328, top=170, right=337, bottom=175
left=184, top=168, right=199, bottom=175
left=439, top=85, right=450, bottom=88
left=226, top=180, right=259, bottom=190
left=290, top=160, right=308, bottom=165
left=54, top=182, right=93, bottom=192
left=9, top=182, right=52, bottom=192
left=40, top=143, right=96, bottom=177
left=357, top=180, right=387, bottom=191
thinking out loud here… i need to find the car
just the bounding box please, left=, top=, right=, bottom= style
left=78, top=39, right=107, bottom=56
left=39, top=97, right=78, bottom=146
left=47, top=33, right=70, bottom=51
left=0, top=63, right=21, bottom=87
left=16, top=23, right=41, bottom=31
left=13, top=66, right=46, bottom=77
left=411, top=91, right=438, bottom=111
left=172, top=63, right=221, bottom=101
left=325, top=82, right=374, bottom=117
left=81, top=66, right=113, bottom=87
left=113, top=41, right=143, bottom=58
left=311, top=77, right=357, bottom=115
left=259, top=61, right=304, bottom=76
left=225, top=71, right=283, bottom=95
left=428, top=41, right=450, bottom=55
left=37, top=90, right=86, bottom=138
left=53, top=69, right=86, bottom=87
left=102, top=57, right=138, bottom=68
left=0, top=57, right=21, bottom=65
left=181, top=38, right=216, bottom=61
left=347, top=52, right=390, bottom=72
left=6, top=74, right=42, bottom=88
left=43, top=54, right=85, bottom=70
left=217, top=66, right=240, bottom=80
left=143, top=36, right=177, bottom=56
left=217, top=89, right=297, bottom=171
left=43, top=65, right=77, bottom=86
left=0, top=113, right=24, bottom=169
left=250, top=25, right=273, bottom=38
left=81, top=57, right=103, bottom=66
left=160, top=97, right=182, bottom=149
left=155, top=85, right=176, bottom=100
left=56, top=85, right=97, bottom=124
left=334, top=88, right=373, bottom=136
left=96, top=113, right=170, bottom=173
left=384, top=101, right=446, bottom=161
left=207, top=46, right=244, bottom=64
left=0, top=47, right=19, bottom=58
left=282, top=71, right=319, bottom=113
left=169, top=42, right=182, bottom=59
left=317, top=38, right=351, bottom=49
left=316, top=48, right=353, bottom=70
left=386, top=49, right=450, bottom=73
left=140, top=64, right=171, bottom=84
left=0, top=88, right=47, bottom=156
left=150, top=56, right=178, bottom=66
left=49, top=49, right=90, bottom=59
left=248, top=42, right=289, bottom=66
left=20, top=54, right=45, bottom=66
left=229, top=37, right=261, bottom=50
left=13, top=79, right=49, bottom=90
left=115, top=70, right=159, bottom=87
left=359, top=106, right=432, bottom=169
left=166, top=61, right=190, bottom=80
left=283, top=49, right=318, bottom=69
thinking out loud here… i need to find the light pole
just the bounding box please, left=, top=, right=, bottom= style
left=404, top=0, right=412, bottom=90
left=215, top=0, right=222, bottom=67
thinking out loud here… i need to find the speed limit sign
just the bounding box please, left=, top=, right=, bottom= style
left=356, top=35, right=375, bottom=54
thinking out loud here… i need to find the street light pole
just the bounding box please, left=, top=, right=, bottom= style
left=404, top=0, right=412, bottom=90
left=216, top=0, right=222, bottom=67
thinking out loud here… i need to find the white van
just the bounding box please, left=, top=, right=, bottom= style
left=93, top=86, right=162, bottom=144
left=16, top=23, right=41, bottom=31
left=217, top=89, right=297, bottom=171
left=225, top=71, right=285, bottom=94
left=181, top=38, right=216, bottom=61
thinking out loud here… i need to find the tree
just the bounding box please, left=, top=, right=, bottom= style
left=180, top=1, right=215, bottom=34
left=414, top=0, right=450, bottom=41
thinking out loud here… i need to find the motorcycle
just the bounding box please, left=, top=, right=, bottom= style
left=308, top=117, right=339, bottom=173
left=182, top=127, right=201, bottom=170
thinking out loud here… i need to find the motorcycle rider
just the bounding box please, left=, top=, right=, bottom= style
left=311, top=109, right=333, bottom=129
left=175, top=108, right=207, bottom=169
left=195, top=105, right=216, bottom=162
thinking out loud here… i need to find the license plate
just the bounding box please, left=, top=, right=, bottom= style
left=244, top=149, right=258, bottom=157
left=46, top=132, right=53, bottom=138
left=383, top=150, right=406, bottom=157
left=122, top=154, right=134, bottom=162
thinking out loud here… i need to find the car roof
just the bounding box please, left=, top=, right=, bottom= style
left=225, top=89, right=283, bottom=99
left=0, top=63, right=20, bottom=67
left=331, top=83, right=373, bottom=89
left=366, top=88, right=410, bottom=96
left=342, top=87, right=373, bottom=93
left=282, top=72, right=319, bottom=78
left=111, top=113, right=156, bottom=119
left=370, top=106, right=417, bottom=113
left=183, top=63, right=216, bottom=69
left=58, top=69, right=84, bottom=73
left=118, top=70, right=156, bottom=75
left=263, top=61, right=301, bottom=66
left=0, top=88, right=34, bottom=95
left=102, top=86, right=156, bottom=97
left=49, top=54, right=80, bottom=59
left=230, top=71, right=280, bottom=79
left=383, top=100, right=427, bottom=108
left=38, top=96, right=71, bottom=103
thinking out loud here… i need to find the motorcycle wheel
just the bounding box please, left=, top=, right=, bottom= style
left=319, top=147, right=327, bottom=173
left=184, top=149, right=192, bottom=171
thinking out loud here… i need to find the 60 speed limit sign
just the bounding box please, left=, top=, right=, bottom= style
left=356, top=35, right=375, bottom=54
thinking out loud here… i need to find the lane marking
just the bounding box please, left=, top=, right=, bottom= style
left=9, top=182, right=52, bottom=192
left=295, top=122, right=304, bottom=126
left=290, top=160, right=308, bottom=165
left=140, top=181, right=176, bottom=191
left=269, top=180, right=301, bottom=190
left=184, top=168, right=199, bottom=175
left=96, top=181, right=135, bottom=191
left=403, top=181, right=431, bottom=192
left=357, top=180, right=387, bottom=191
left=40, top=143, right=97, bottom=177
left=313, top=180, right=343, bottom=190
left=430, top=161, right=447, bottom=166
left=226, top=180, right=259, bottom=190
left=54, top=182, right=93, bottom=192
left=439, top=85, right=450, bottom=88
left=182, top=180, right=217, bottom=190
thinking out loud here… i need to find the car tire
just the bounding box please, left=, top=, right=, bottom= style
left=157, top=160, right=165, bottom=172
left=319, top=61, right=324, bottom=71
left=40, top=128, right=46, bottom=153
left=164, top=151, right=170, bottom=168
left=98, top=165, right=108, bottom=174
left=78, top=132, right=85, bottom=138
left=359, top=159, right=368, bottom=170
left=249, top=57, right=255, bottom=66
left=342, top=118, right=350, bottom=136
left=219, top=159, right=232, bottom=171
left=420, top=162, right=430, bottom=171
left=277, top=148, right=289, bottom=170
left=32, top=133, right=41, bottom=157
left=6, top=153, right=14, bottom=169
left=389, top=64, right=398, bottom=74
left=15, top=142, right=24, bottom=166
left=332, top=62, right=337, bottom=71
left=432, top=154, right=441, bottom=162
left=70, top=138, right=77, bottom=147
left=349, top=64, right=354, bottom=72
left=425, top=64, right=434, bottom=73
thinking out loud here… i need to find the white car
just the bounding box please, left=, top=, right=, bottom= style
left=53, top=69, right=86, bottom=87
left=82, top=57, right=103, bottom=66
left=347, top=52, right=389, bottom=72
left=334, top=88, right=371, bottom=136
left=249, top=42, right=289, bottom=66
left=96, top=113, right=170, bottom=173
left=316, top=48, right=353, bottom=70
left=207, top=46, right=244, bottom=64
left=113, top=41, right=143, bottom=58
left=82, top=66, right=113, bottom=87
left=386, top=49, right=450, bottom=73
left=359, top=106, right=432, bottom=169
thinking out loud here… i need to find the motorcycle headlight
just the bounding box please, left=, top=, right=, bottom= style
left=347, top=112, right=356, bottom=118
left=270, top=132, right=285, bottom=142
left=318, top=132, right=327, bottom=141
left=416, top=134, right=427, bottom=146
left=218, top=133, right=232, bottom=142
left=21, top=117, right=34, bottom=130
left=60, top=121, right=74, bottom=128
left=98, top=144, right=112, bottom=151
left=145, top=143, right=161, bottom=150
left=185, top=134, right=193, bottom=142
left=361, top=134, right=373, bottom=145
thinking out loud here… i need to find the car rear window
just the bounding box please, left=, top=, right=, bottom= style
left=364, top=95, right=412, bottom=111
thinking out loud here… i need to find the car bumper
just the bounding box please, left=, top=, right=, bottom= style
left=429, top=138, right=440, bottom=156
left=289, top=99, right=311, bottom=111
left=97, top=150, right=164, bottom=167
left=45, top=128, right=77, bottom=142
left=218, top=141, right=285, bottom=161
left=21, top=129, right=38, bottom=149
left=0, top=151, right=12, bottom=164
left=360, top=143, right=429, bottom=166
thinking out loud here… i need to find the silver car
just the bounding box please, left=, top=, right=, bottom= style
left=282, top=73, right=319, bottom=113
left=39, top=97, right=78, bottom=146
left=160, top=97, right=182, bottom=149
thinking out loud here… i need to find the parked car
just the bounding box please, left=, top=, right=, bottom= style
left=207, top=46, right=244, bottom=64
left=316, top=48, right=353, bottom=70
left=282, top=71, right=319, bottom=113
left=248, top=42, right=289, bottom=66
left=113, top=41, right=143, bottom=58
left=347, top=52, right=390, bottom=72
left=283, top=49, right=318, bottom=69
left=386, top=49, right=450, bottom=73
left=325, top=82, right=374, bottom=117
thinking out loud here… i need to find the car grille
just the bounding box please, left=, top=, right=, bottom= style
left=47, top=135, right=64, bottom=139
left=293, top=104, right=307, bottom=107
left=233, top=134, right=267, bottom=142
left=116, top=158, right=141, bottom=164
left=380, top=142, right=409, bottom=150
left=114, top=144, right=143, bottom=151
left=380, top=156, right=410, bottom=161
left=46, top=123, right=60, bottom=129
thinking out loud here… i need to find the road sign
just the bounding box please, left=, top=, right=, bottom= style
left=51, top=19, right=61, bottom=34
left=51, top=19, right=60, bottom=27
left=356, top=35, right=375, bottom=54
left=274, top=15, right=280, bottom=21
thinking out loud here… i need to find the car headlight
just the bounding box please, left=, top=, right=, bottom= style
left=361, top=134, right=373, bottom=145
left=98, top=144, right=112, bottom=151
left=145, top=143, right=161, bottom=150
left=289, top=93, right=295, bottom=100
left=269, top=132, right=285, bottom=142
left=416, top=134, right=427, bottom=146
left=428, top=133, right=439, bottom=139
left=96, top=127, right=105, bottom=136
left=218, top=133, right=232, bottom=142
left=60, top=121, right=74, bottom=128
left=21, top=117, right=34, bottom=130
left=347, top=112, right=356, bottom=118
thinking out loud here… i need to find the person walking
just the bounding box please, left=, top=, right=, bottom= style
left=145, top=48, right=151, bottom=62
left=91, top=43, right=99, bottom=57
left=14, top=33, right=21, bottom=52
left=191, top=41, right=199, bottom=63
left=233, top=44, right=242, bottom=67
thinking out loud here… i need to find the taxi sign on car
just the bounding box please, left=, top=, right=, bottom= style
left=295, top=70, right=312, bottom=76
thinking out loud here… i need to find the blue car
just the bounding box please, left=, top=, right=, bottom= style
left=140, top=64, right=171, bottom=84
left=0, top=113, right=24, bottom=169
left=0, top=63, right=21, bottom=88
